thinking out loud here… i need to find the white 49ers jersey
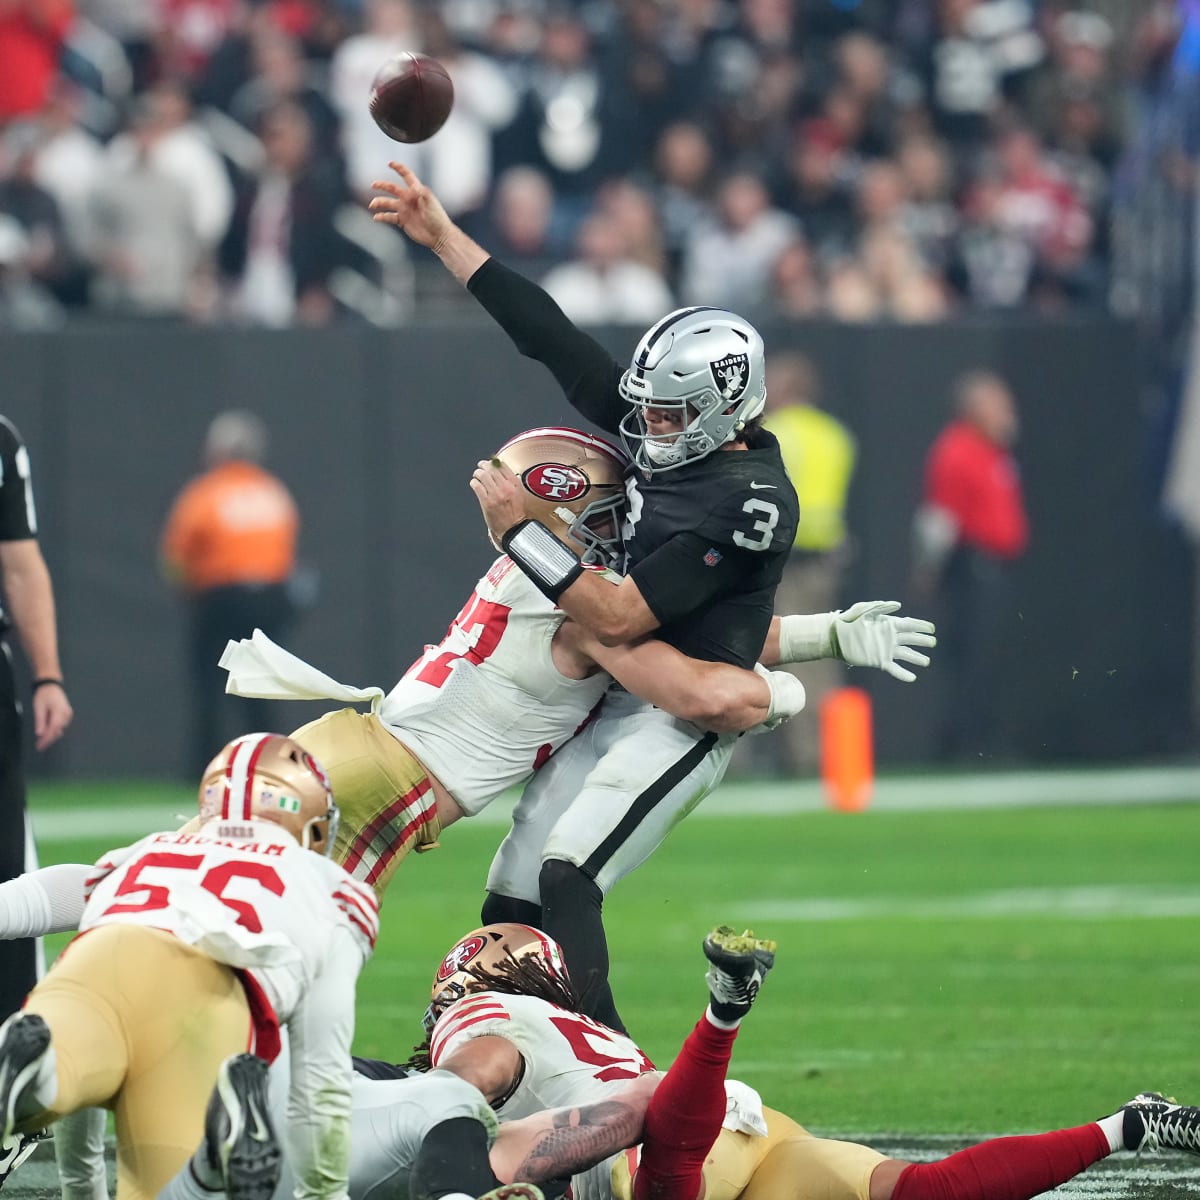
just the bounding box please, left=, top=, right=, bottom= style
left=429, top=990, right=654, bottom=1114
left=430, top=991, right=654, bottom=1200
left=379, top=556, right=612, bottom=815
left=81, top=817, right=379, bottom=1022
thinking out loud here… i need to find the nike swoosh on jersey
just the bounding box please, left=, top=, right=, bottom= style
left=749, top=482, right=777, bottom=490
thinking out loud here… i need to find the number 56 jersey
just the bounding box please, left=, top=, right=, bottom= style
left=80, top=818, right=380, bottom=1022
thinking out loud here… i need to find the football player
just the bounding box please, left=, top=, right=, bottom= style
left=0, top=733, right=379, bottom=1200
left=414, top=925, right=1200, bottom=1200
left=217, top=426, right=810, bottom=902
left=369, top=164, right=935, bottom=1031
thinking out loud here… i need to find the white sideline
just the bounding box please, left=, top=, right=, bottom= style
left=27, top=764, right=1200, bottom=844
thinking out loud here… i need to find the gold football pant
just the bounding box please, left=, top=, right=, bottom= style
left=613, top=1107, right=888, bottom=1200
left=290, top=708, right=442, bottom=898
left=22, top=925, right=252, bottom=1200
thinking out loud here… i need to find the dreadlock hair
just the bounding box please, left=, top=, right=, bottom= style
left=404, top=947, right=582, bottom=1073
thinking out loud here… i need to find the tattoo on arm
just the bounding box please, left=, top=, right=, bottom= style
left=514, top=1100, right=643, bottom=1182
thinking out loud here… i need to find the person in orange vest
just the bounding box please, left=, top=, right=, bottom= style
left=161, top=411, right=300, bottom=776
left=912, top=371, right=1029, bottom=761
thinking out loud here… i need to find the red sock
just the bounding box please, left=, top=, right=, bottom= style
left=633, top=1015, right=736, bottom=1200
left=891, top=1124, right=1111, bottom=1200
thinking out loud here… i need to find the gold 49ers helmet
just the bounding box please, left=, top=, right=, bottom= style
left=199, top=732, right=339, bottom=856
left=496, top=427, right=628, bottom=567
left=424, top=923, right=571, bottom=1033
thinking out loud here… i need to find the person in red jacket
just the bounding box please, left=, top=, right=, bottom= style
left=912, top=371, right=1029, bottom=761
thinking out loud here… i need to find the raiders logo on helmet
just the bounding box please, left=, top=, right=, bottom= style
left=710, top=353, right=750, bottom=402
left=522, top=463, right=589, bottom=503
left=435, top=934, right=488, bottom=982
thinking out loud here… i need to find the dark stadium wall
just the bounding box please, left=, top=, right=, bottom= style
left=1, top=318, right=1190, bottom=778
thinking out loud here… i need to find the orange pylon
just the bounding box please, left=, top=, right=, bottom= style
left=820, top=687, right=874, bottom=811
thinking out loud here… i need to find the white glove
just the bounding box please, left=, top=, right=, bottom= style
left=776, top=602, right=936, bottom=682
left=750, top=663, right=806, bottom=733
left=830, top=601, right=936, bottom=682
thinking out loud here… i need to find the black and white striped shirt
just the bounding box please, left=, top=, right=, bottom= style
left=0, top=416, right=39, bottom=631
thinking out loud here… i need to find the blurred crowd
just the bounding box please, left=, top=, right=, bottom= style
left=0, top=0, right=1188, bottom=328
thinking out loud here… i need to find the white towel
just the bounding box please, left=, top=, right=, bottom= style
left=723, top=1080, right=769, bottom=1137
left=220, top=629, right=384, bottom=709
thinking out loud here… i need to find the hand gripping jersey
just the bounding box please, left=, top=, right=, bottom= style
left=82, top=817, right=379, bottom=1027
left=378, top=556, right=612, bottom=814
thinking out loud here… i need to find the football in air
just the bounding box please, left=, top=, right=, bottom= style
left=369, top=52, right=454, bottom=143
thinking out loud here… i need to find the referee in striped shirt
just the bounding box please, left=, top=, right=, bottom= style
left=0, top=415, right=72, bottom=1018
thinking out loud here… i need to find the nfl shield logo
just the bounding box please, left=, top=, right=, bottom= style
left=710, top=353, right=750, bottom=402
left=704, top=548, right=722, bottom=566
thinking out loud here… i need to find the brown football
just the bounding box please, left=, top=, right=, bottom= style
left=369, top=52, right=454, bottom=144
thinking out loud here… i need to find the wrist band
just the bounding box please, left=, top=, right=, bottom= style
left=32, top=678, right=65, bottom=692
left=502, top=519, right=583, bottom=602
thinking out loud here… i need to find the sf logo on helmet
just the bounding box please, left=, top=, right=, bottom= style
left=524, top=463, right=588, bottom=501
left=710, top=353, right=749, bottom=402
left=436, top=935, right=486, bottom=981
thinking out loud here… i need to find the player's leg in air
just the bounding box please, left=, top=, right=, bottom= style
left=629, top=927, right=776, bottom=1200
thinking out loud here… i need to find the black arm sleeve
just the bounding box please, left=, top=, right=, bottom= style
left=0, top=418, right=36, bottom=542
left=467, top=258, right=627, bottom=434
left=630, top=532, right=753, bottom=628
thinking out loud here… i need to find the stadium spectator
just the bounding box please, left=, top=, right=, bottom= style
left=596, top=177, right=668, bottom=280
left=463, top=164, right=563, bottom=277
left=0, top=215, right=63, bottom=327
left=777, top=118, right=859, bottom=261
left=0, top=414, right=72, bottom=1020
left=896, top=133, right=960, bottom=272
left=19, top=81, right=104, bottom=284
left=0, top=122, right=75, bottom=306
left=649, top=120, right=716, bottom=282
left=227, top=24, right=343, bottom=164
left=768, top=236, right=823, bottom=318
left=679, top=170, right=798, bottom=309
left=413, top=10, right=520, bottom=220
left=219, top=99, right=352, bottom=326
left=160, top=411, right=300, bottom=778
left=106, top=81, right=234, bottom=258
left=0, top=0, right=74, bottom=125
left=87, top=97, right=209, bottom=317
left=0, top=0, right=1151, bottom=326
left=912, top=370, right=1029, bottom=761
left=541, top=210, right=673, bottom=325
left=328, top=0, right=420, bottom=199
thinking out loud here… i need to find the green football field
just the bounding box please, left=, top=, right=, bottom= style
left=14, top=766, right=1200, bottom=1198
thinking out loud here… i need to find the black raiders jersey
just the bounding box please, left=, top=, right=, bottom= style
left=0, top=417, right=39, bottom=633
left=619, top=434, right=797, bottom=667
left=468, top=260, right=798, bottom=668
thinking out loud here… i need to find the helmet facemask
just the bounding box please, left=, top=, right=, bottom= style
left=618, top=307, right=767, bottom=474
left=494, top=428, right=629, bottom=568
left=199, top=733, right=340, bottom=857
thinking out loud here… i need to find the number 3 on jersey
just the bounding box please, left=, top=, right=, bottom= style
left=732, top=497, right=778, bottom=551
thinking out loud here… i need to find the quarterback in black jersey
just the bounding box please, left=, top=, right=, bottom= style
left=371, top=164, right=933, bottom=1033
